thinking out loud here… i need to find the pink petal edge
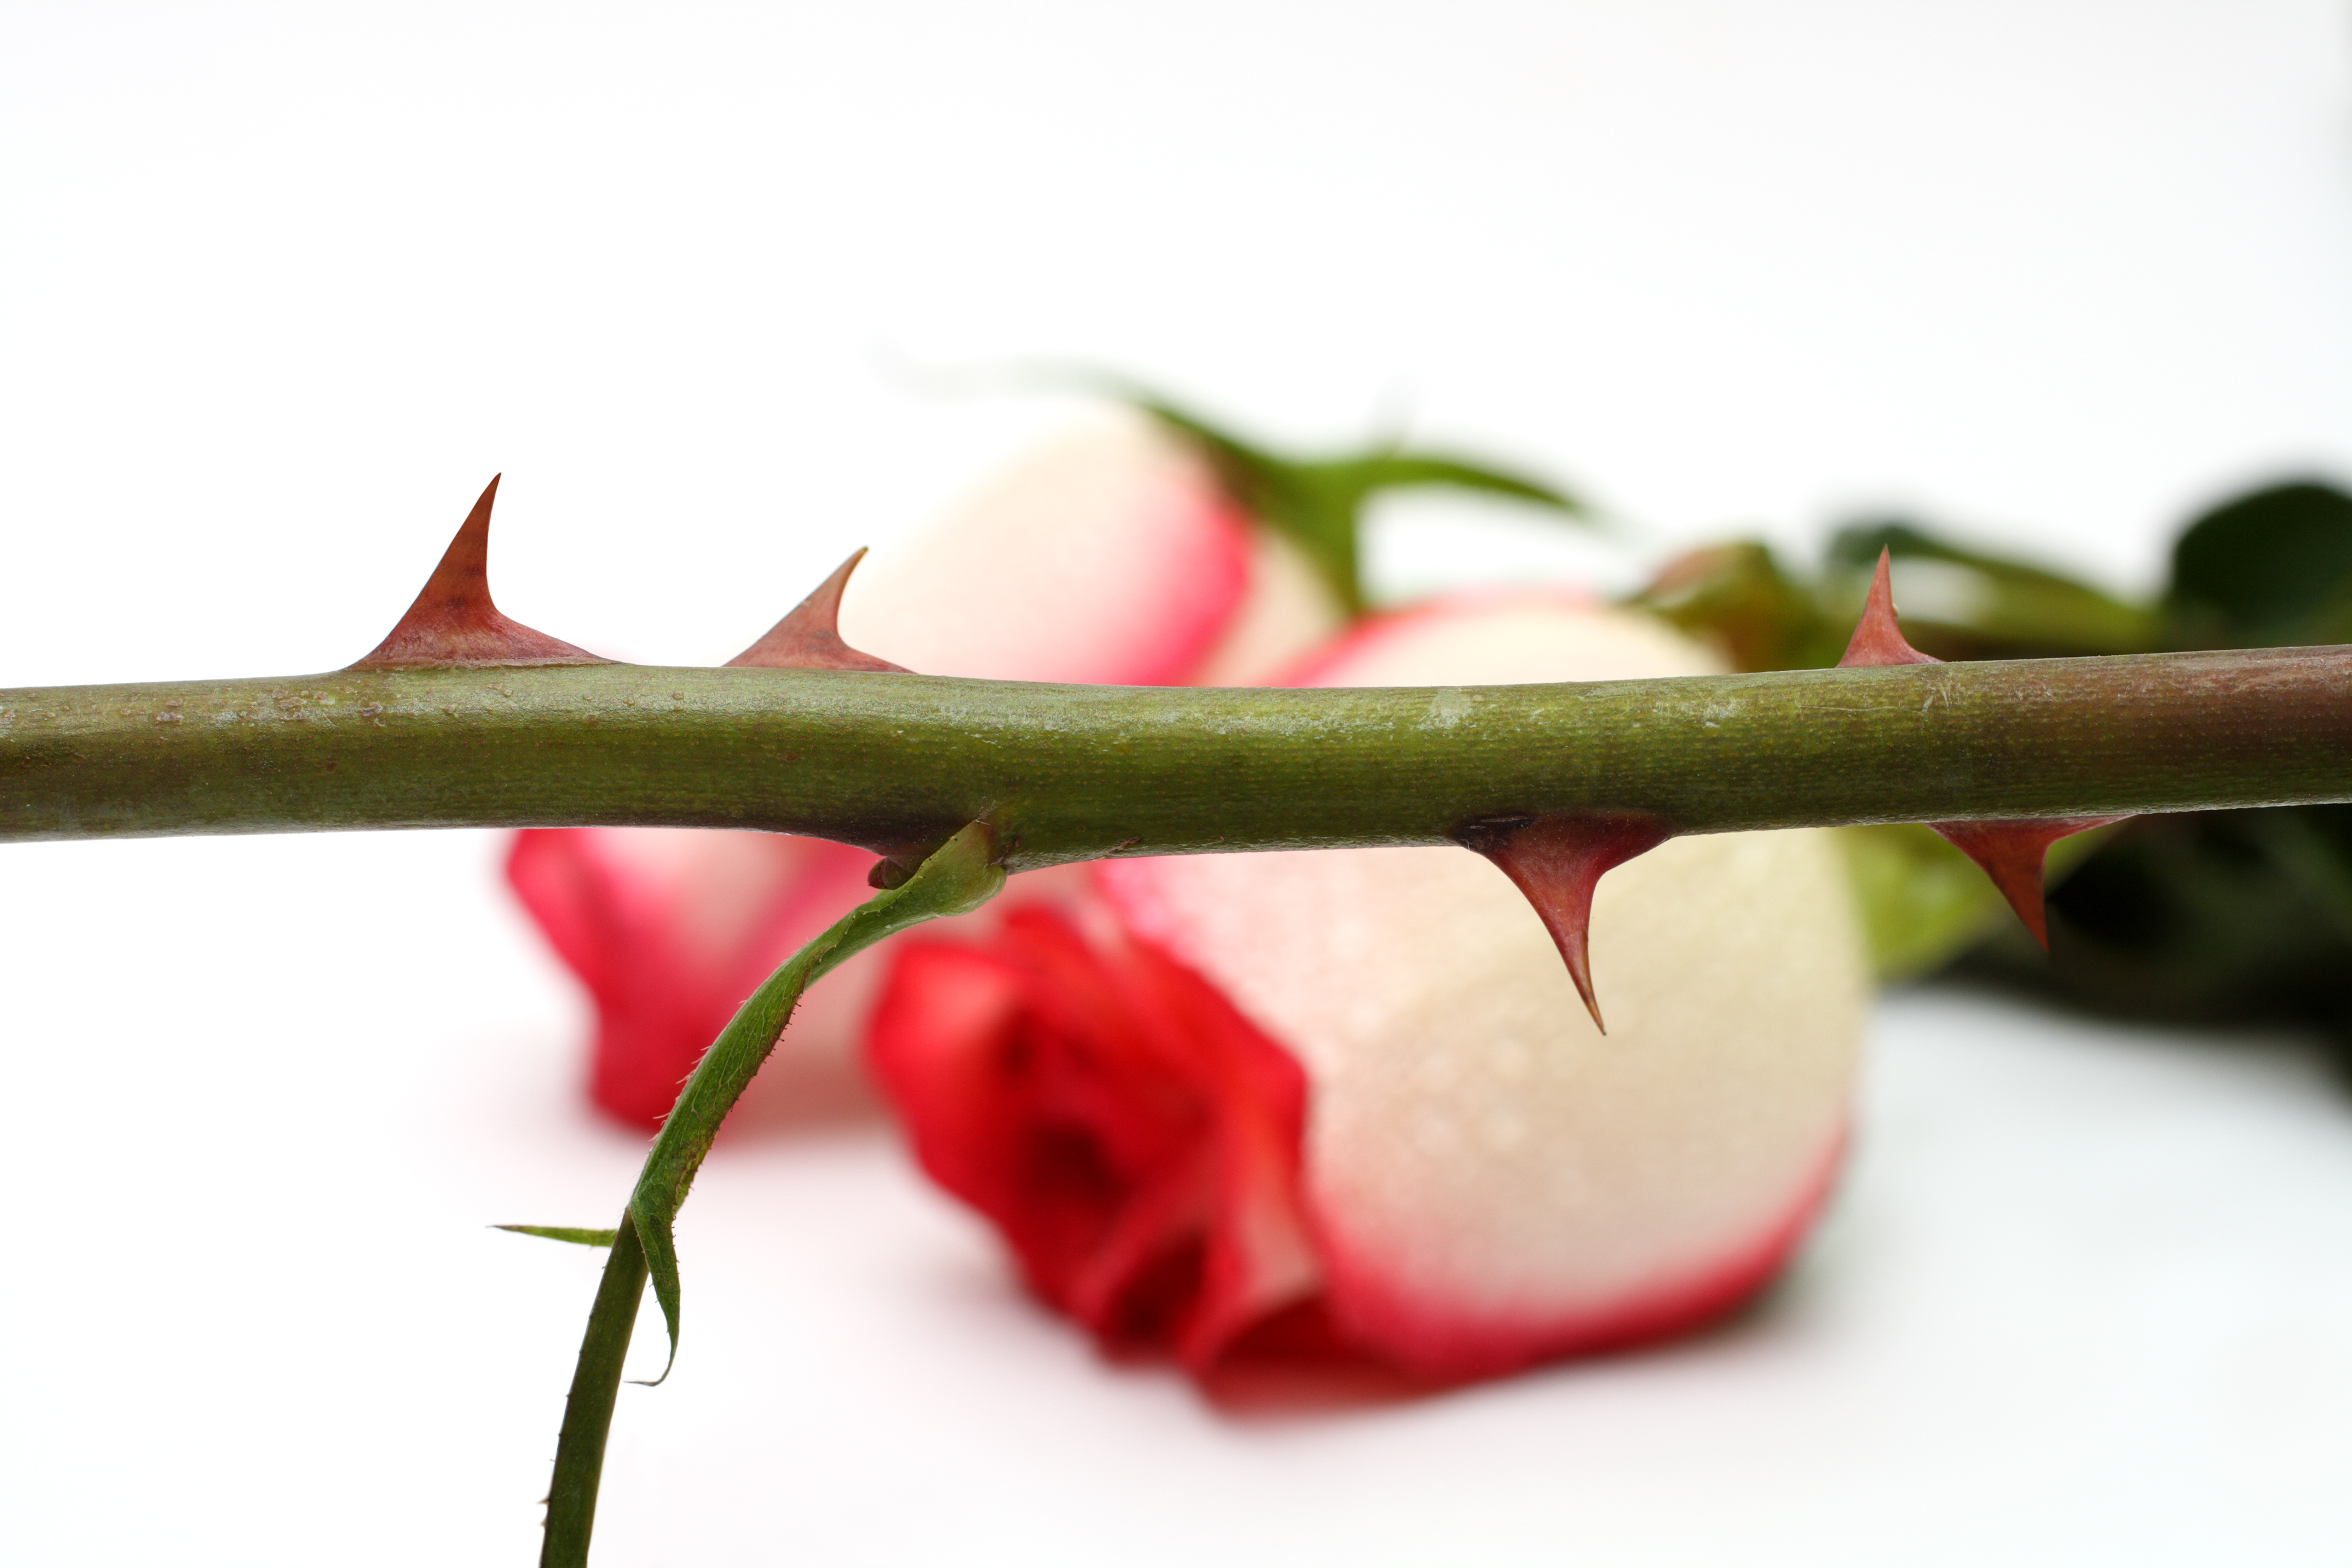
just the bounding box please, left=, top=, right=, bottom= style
left=1094, top=591, right=1867, bottom=1381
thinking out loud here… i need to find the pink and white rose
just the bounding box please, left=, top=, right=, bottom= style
left=510, top=407, right=1870, bottom=1382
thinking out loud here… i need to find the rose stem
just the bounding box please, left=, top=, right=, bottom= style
left=4, top=648, right=2348, bottom=854
left=541, top=1218, right=647, bottom=1568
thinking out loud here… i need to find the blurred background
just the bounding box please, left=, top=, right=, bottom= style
left=3, top=3, right=2351, bottom=1564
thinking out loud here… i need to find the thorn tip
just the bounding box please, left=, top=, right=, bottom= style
left=1832, top=550, right=2128, bottom=946
left=727, top=548, right=910, bottom=672
left=348, top=476, right=608, bottom=669
left=1459, top=812, right=1671, bottom=1034
left=1930, top=816, right=2123, bottom=950
left=1838, top=547, right=1939, bottom=669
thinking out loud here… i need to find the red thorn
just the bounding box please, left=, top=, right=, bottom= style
left=1458, top=812, right=1673, bottom=1033
left=350, top=476, right=609, bottom=669
left=1837, top=548, right=1939, bottom=669
left=1834, top=552, right=2129, bottom=947
left=1929, top=816, right=2124, bottom=950
left=725, top=548, right=910, bottom=673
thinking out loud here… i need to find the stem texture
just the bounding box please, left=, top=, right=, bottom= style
left=2, top=650, right=2347, bottom=861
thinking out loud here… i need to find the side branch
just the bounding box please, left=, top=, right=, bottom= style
left=2, top=647, right=2346, bottom=866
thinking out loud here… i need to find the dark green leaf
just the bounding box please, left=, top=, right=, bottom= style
left=2166, top=480, right=2352, bottom=648
left=1635, top=518, right=2156, bottom=986
left=1826, top=519, right=2157, bottom=659
left=1633, top=523, right=2154, bottom=675
left=1961, top=805, right=2352, bottom=1061
left=1334, top=451, right=1584, bottom=512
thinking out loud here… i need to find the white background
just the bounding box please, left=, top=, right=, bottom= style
left=4, top=3, right=2352, bottom=1563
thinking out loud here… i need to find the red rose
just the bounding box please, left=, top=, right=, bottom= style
left=868, top=589, right=1867, bottom=1382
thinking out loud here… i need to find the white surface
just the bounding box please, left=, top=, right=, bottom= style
left=1, top=0, right=2348, bottom=683
left=2, top=834, right=2351, bottom=1566
left=5, top=2, right=2352, bottom=1563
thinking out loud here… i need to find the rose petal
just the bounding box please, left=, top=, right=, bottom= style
left=838, top=407, right=1258, bottom=685
left=1186, top=525, right=1345, bottom=687
left=512, top=411, right=1336, bottom=1128
left=869, top=906, right=1320, bottom=1368
left=508, top=826, right=881, bottom=1126
left=1099, top=592, right=1870, bottom=1377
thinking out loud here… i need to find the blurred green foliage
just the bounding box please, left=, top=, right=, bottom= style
left=1136, top=394, right=1591, bottom=615
left=1631, top=481, right=2352, bottom=1062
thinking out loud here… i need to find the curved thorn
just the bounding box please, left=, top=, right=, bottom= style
left=1458, top=812, right=1673, bottom=1033
left=349, top=475, right=610, bottom=669
left=725, top=548, right=910, bottom=673
left=1930, top=817, right=2124, bottom=950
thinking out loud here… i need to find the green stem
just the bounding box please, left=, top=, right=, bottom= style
left=542, top=1215, right=647, bottom=1568
left=4, top=648, right=2349, bottom=858
left=538, top=825, right=1005, bottom=1567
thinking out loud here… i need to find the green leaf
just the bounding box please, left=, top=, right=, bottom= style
left=1630, top=482, right=2352, bottom=1020
left=1965, top=805, right=2352, bottom=1059
left=1838, top=821, right=2120, bottom=982
left=2165, top=480, right=2352, bottom=648
left=1630, top=540, right=1851, bottom=671
left=1633, top=524, right=2157, bottom=676
left=1336, top=451, right=1584, bottom=511
left=495, top=1224, right=618, bottom=1248
left=1131, top=392, right=1589, bottom=615
left=624, top=820, right=1005, bottom=1383
left=1633, top=524, right=2156, bottom=979
left=1824, top=520, right=2158, bottom=659
left=1837, top=824, right=2008, bottom=981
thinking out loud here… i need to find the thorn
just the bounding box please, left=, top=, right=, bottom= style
left=1458, top=812, right=1672, bottom=1033
left=1930, top=817, right=2123, bottom=950
left=1837, top=548, right=1940, bottom=669
left=1831, top=550, right=2124, bottom=946
left=726, top=549, right=910, bottom=672
left=349, top=476, right=610, bottom=668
